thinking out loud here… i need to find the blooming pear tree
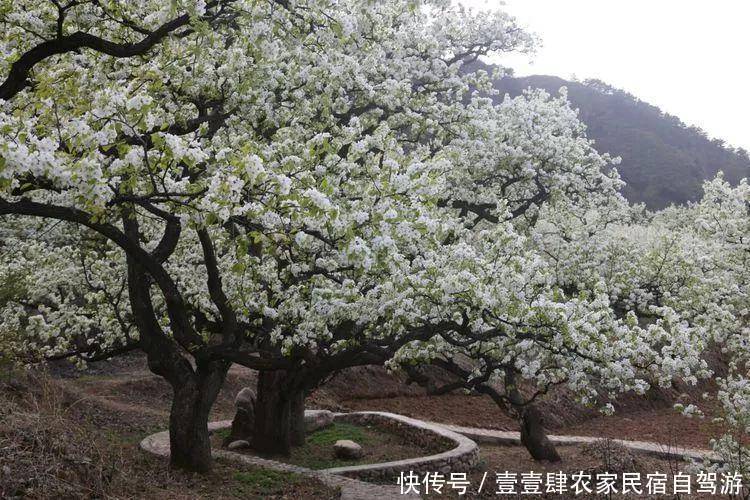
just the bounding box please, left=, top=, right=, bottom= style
left=0, top=0, right=721, bottom=472
left=585, top=176, right=748, bottom=482
left=0, top=217, right=133, bottom=365
left=0, top=0, right=544, bottom=470
left=684, top=177, right=750, bottom=479
left=391, top=90, right=710, bottom=460
left=534, top=176, right=749, bottom=471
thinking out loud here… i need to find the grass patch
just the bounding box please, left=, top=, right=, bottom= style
left=215, top=427, right=232, bottom=441
left=306, top=422, right=373, bottom=447
left=231, top=421, right=428, bottom=470
left=233, top=468, right=304, bottom=496
left=292, top=422, right=387, bottom=469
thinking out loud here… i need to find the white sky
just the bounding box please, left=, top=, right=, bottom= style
left=460, top=0, right=750, bottom=150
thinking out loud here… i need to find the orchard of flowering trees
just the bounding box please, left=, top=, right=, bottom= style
left=0, top=0, right=748, bottom=477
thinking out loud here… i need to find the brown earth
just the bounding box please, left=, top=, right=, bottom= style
left=0, top=360, right=338, bottom=499
left=333, top=391, right=725, bottom=451
left=426, top=440, right=729, bottom=499
left=51, top=353, right=728, bottom=452
left=559, top=406, right=726, bottom=450
left=2, top=351, right=730, bottom=499
left=338, top=394, right=517, bottom=430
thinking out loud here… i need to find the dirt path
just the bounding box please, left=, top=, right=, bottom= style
left=54, top=354, right=724, bottom=460
left=140, top=416, right=718, bottom=500
left=338, top=393, right=724, bottom=451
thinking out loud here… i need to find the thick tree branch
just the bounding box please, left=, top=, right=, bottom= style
left=0, top=14, right=191, bottom=100
left=196, top=228, right=237, bottom=340
left=151, top=218, right=181, bottom=263
left=0, top=197, right=204, bottom=352
left=45, top=342, right=140, bottom=363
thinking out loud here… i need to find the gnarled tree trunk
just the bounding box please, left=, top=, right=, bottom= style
left=505, top=368, right=561, bottom=462
left=252, top=370, right=308, bottom=454
left=427, top=357, right=562, bottom=462
left=169, top=383, right=213, bottom=472
left=125, top=218, right=231, bottom=473
left=290, top=389, right=306, bottom=447
left=167, top=360, right=229, bottom=472
left=519, top=403, right=561, bottom=462
left=252, top=370, right=293, bottom=455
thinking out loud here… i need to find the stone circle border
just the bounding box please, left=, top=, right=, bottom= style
left=140, top=411, right=720, bottom=499
left=139, top=410, right=479, bottom=499
left=322, top=411, right=479, bottom=481
left=140, top=419, right=418, bottom=499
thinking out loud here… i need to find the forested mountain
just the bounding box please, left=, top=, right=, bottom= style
left=473, top=63, right=750, bottom=208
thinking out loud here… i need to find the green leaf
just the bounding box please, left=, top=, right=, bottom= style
left=151, top=134, right=165, bottom=148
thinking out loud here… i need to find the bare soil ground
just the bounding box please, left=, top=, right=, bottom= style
left=559, top=406, right=726, bottom=450
left=338, top=394, right=518, bottom=430
left=1, top=352, right=728, bottom=498
left=322, top=367, right=726, bottom=452
left=335, top=391, right=724, bottom=451
left=426, top=440, right=723, bottom=499
left=0, top=357, right=338, bottom=499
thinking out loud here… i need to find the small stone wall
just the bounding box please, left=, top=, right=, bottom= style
left=438, top=422, right=722, bottom=464
left=321, top=411, right=480, bottom=483
left=335, top=412, right=452, bottom=453
left=141, top=410, right=720, bottom=499
left=141, top=418, right=419, bottom=499
left=141, top=412, right=480, bottom=487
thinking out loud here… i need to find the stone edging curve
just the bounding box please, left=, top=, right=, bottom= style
left=140, top=412, right=720, bottom=500
left=140, top=411, right=478, bottom=500
left=436, top=422, right=722, bottom=464
left=140, top=419, right=416, bottom=500
left=321, top=411, right=479, bottom=481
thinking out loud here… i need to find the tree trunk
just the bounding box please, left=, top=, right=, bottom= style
left=290, top=389, right=306, bottom=447
left=504, top=368, right=561, bottom=462
left=519, top=404, right=561, bottom=462
left=123, top=217, right=230, bottom=473
left=169, top=381, right=214, bottom=473
left=252, top=370, right=293, bottom=455
left=160, top=359, right=228, bottom=473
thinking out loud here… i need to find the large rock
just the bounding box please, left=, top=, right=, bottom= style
left=305, top=409, right=334, bottom=433
left=333, top=439, right=363, bottom=459
left=224, top=387, right=256, bottom=446
left=227, top=440, right=250, bottom=451
left=235, top=387, right=256, bottom=409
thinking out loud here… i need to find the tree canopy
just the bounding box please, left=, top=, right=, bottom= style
left=0, top=0, right=743, bottom=474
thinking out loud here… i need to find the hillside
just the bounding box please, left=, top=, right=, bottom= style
left=469, top=63, right=750, bottom=208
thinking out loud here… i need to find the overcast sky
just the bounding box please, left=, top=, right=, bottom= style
left=460, top=0, right=750, bottom=150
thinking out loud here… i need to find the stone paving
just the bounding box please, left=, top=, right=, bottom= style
left=140, top=413, right=720, bottom=500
